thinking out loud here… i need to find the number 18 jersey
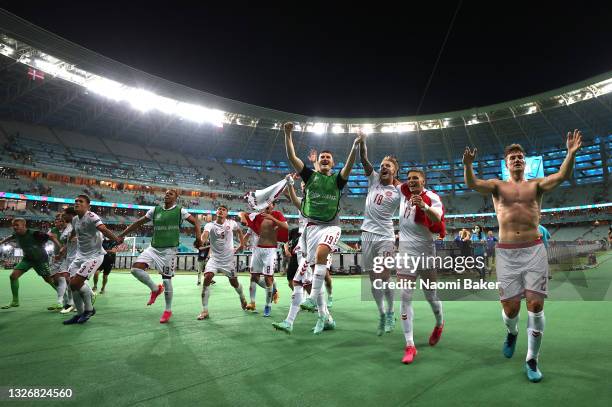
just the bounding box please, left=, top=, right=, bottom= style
left=360, top=171, right=401, bottom=239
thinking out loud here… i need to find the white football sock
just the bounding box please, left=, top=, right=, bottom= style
left=384, top=285, right=394, bottom=314
left=201, top=285, right=211, bottom=311
left=320, top=291, right=333, bottom=322
left=370, top=278, right=385, bottom=316
left=400, top=287, right=414, bottom=346
left=502, top=309, right=519, bottom=335
left=309, top=264, right=327, bottom=299
left=56, top=277, right=67, bottom=304
left=526, top=311, right=545, bottom=361
left=131, top=268, right=157, bottom=291
left=79, top=283, right=93, bottom=312
left=265, top=285, right=273, bottom=307
left=65, top=287, right=73, bottom=306
left=256, top=277, right=267, bottom=289
left=286, top=285, right=303, bottom=324
left=249, top=281, right=257, bottom=303
left=162, top=279, right=172, bottom=311
left=424, top=289, right=444, bottom=326
left=72, top=288, right=84, bottom=314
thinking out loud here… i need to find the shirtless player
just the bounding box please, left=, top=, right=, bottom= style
left=463, top=129, right=582, bottom=382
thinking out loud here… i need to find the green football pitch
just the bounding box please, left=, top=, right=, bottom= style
left=1, top=253, right=611, bottom=406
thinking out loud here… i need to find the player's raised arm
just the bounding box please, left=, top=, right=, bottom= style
left=234, top=227, right=245, bottom=253
left=463, top=147, right=497, bottom=194
left=284, top=174, right=302, bottom=209
left=186, top=214, right=202, bottom=247
left=538, top=129, right=582, bottom=193
left=118, top=216, right=150, bottom=238
left=200, top=229, right=210, bottom=245
left=308, top=148, right=320, bottom=172
left=242, top=230, right=252, bottom=247
left=358, top=134, right=374, bottom=176
left=97, top=224, right=123, bottom=244
left=284, top=122, right=305, bottom=173
left=340, top=133, right=363, bottom=181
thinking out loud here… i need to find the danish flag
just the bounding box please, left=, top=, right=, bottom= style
left=27, top=67, right=45, bottom=81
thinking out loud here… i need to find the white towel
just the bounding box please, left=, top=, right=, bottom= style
left=244, top=177, right=288, bottom=211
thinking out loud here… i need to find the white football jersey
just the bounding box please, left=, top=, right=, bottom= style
left=60, top=224, right=78, bottom=261
left=298, top=214, right=308, bottom=234
left=361, top=171, right=400, bottom=239
left=398, top=188, right=443, bottom=253
left=72, top=211, right=106, bottom=258
left=204, top=219, right=240, bottom=264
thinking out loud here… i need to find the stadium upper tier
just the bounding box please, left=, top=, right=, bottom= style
left=0, top=120, right=610, bottom=208
left=0, top=11, right=611, bottom=191
left=0, top=160, right=610, bottom=224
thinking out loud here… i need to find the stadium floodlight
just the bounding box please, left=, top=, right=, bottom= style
left=332, top=124, right=345, bottom=134
left=361, top=124, right=374, bottom=135
left=34, top=58, right=63, bottom=77
left=293, top=124, right=303, bottom=131
left=396, top=123, right=416, bottom=133
left=85, top=77, right=127, bottom=102
left=307, top=122, right=327, bottom=134
left=175, top=103, right=224, bottom=127
left=598, top=80, right=612, bottom=95
left=349, top=124, right=361, bottom=133
left=151, top=94, right=179, bottom=115
left=420, top=121, right=439, bottom=130
left=39, top=53, right=60, bottom=64
left=126, top=89, right=160, bottom=113
left=380, top=125, right=395, bottom=133
left=526, top=105, right=538, bottom=115
left=34, top=58, right=88, bottom=86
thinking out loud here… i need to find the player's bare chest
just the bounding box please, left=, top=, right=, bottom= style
left=496, top=182, right=538, bottom=205
left=259, top=219, right=277, bottom=232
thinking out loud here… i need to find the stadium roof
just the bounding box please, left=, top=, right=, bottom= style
left=1, top=9, right=612, bottom=164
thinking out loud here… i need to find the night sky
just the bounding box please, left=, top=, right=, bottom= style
left=3, top=2, right=612, bottom=117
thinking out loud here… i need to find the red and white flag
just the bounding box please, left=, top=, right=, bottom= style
left=244, top=177, right=287, bottom=212
left=27, top=67, right=45, bottom=81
